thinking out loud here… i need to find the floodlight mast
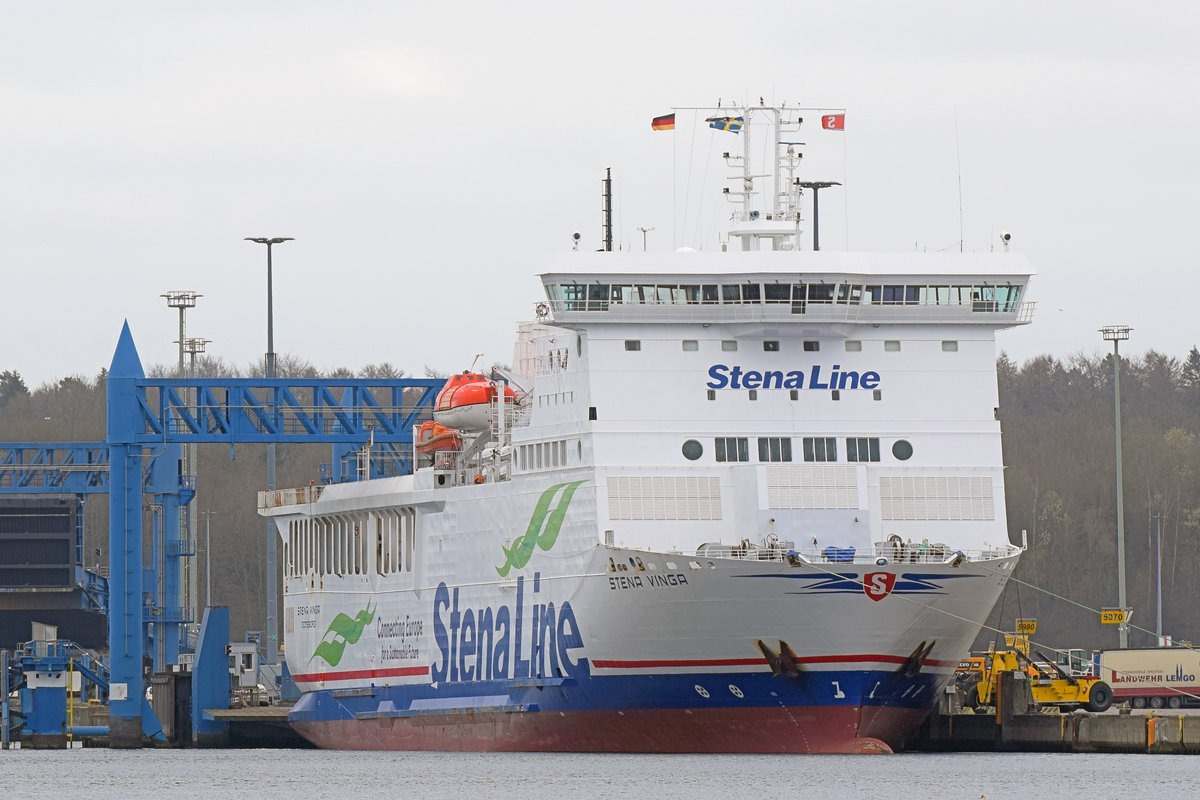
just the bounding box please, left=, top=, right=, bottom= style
left=1100, top=324, right=1132, bottom=648
left=244, top=236, right=294, bottom=664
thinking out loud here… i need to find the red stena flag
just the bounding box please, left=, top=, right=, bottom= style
left=822, top=113, right=846, bottom=130
left=652, top=113, right=676, bottom=131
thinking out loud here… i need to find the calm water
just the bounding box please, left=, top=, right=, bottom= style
left=1, top=750, right=1195, bottom=800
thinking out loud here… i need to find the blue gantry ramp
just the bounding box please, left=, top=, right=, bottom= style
left=99, top=323, right=441, bottom=746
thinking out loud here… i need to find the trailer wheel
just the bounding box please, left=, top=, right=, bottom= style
left=1132, top=697, right=1147, bottom=709
left=1085, top=681, right=1113, bottom=713
left=1168, top=696, right=1182, bottom=710
left=1149, top=696, right=1165, bottom=709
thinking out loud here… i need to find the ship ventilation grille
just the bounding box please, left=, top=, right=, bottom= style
left=879, top=475, right=995, bottom=521
left=606, top=475, right=722, bottom=520
left=765, top=465, right=859, bottom=509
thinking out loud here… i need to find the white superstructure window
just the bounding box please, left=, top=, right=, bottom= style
left=682, top=340, right=699, bottom=351
left=803, top=437, right=838, bottom=462
left=758, top=437, right=793, bottom=462
left=715, top=437, right=749, bottom=462
left=845, top=341, right=862, bottom=352
left=942, top=341, right=959, bottom=351
left=884, top=340, right=901, bottom=352
left=846, top=437, right=881, bottom=462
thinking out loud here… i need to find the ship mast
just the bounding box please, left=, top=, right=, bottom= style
left=601, top=167, right=613, bottom=252
left=717, top=103, right=806, bottom=252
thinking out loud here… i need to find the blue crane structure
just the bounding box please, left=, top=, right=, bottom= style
left=3, top=322, right=443, bottom=747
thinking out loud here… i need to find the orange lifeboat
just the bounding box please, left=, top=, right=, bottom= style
left=415, top=420, right=462, bottom=454
left=432, top=372, right=516, bottom=432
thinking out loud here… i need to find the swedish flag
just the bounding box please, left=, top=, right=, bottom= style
left=705, top=115, right=744, bottom=133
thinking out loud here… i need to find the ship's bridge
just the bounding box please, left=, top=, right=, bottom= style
left=541, top=251, right=1034, bottom=328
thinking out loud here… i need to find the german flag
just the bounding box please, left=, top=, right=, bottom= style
left=651, top=113, right=675, bottom=131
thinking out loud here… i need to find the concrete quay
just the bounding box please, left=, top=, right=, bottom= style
left=912, top=671, right=1200, bottom=753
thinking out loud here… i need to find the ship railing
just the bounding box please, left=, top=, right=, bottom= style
left=550, top=301, right=1032, bottom=326
left=691, top=540, right=1020, bottom=565
left=258, top=485, right=323, bottom=510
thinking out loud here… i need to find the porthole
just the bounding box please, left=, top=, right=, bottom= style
left=892, top=440, right=913, bottom=460
left=682, top=440, right=703, bottom=461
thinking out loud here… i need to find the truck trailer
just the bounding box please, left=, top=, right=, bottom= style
left=1097, top=648, right=1200, bottom=709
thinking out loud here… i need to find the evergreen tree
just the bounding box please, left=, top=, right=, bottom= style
left=1182, top=345, right=1200, bottom=388
left=0, top=370, right=29, bottom=407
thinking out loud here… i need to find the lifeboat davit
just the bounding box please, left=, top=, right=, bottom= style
left=415, top=420, right=462, bottom=454
left=433, top=372, right=516, bottom=432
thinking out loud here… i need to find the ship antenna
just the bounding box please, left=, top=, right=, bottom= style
left=601, top=167, right=613, bottom=252
left=955, top=110, right=964, bottom=252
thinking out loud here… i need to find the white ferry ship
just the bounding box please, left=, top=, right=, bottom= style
left=259, top=104, right=1033, bottom=753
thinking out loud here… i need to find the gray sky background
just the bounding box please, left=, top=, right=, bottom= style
left=4, top=2, right=1196, bottom=388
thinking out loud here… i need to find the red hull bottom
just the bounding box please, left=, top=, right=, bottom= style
left=292, top=705, right=926, bottom=754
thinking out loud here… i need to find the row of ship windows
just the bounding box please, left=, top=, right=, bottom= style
left=683, top=436, right=913, bottom=463
left=625, top=339, right=960, bottom=352
left=710, top=388, right=883, bottom=401
left=514, top=439, right=579, bottom=472
left=284, top=509, right=416, bottom=578
left=549, top=282, right=1022, bottom=311
left=536, top=390, right=575, bottom=406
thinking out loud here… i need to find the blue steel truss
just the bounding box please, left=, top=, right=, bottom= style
left=104, top=322, right=444, bottom=745
left=0, top=444, right=109, bottom=494
left=134, top=378, right=441, bottom=445
left=2, top=323, right=447, bottom=746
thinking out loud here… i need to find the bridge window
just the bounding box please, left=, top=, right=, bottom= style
left=587, top=284, right=609, bottom=311
left=807, top=283, right=834, bottom=303
left=764, top=283, right=791, bottom=303
left=561, top=284, right=587, bottom=311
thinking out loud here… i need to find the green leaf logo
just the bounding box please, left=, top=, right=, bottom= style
left=309, top=601, right=377, bottom=666
left=496, top=480, right=586, bottom=577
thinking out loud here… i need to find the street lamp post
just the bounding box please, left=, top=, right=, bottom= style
left=182, top=335, right=209, bottom=628
left=798, top=182, right=841, bottom=251
left=162, top=291, right=201, bottom=630
left=1153, top=511, right=1163, bottom=644
left=1100, top=324, right=1132, bottom=648
left=636, top=226, right=654, bottom=252
left=245, top=236, right=293, bottom=665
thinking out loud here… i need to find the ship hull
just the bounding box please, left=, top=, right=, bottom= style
left=282, top=541, right=1017, bottom=754
left=292, top=702, right=921, bottom=754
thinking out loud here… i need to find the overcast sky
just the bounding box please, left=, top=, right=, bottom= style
left=3, top=2, right=1197, bottom=389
